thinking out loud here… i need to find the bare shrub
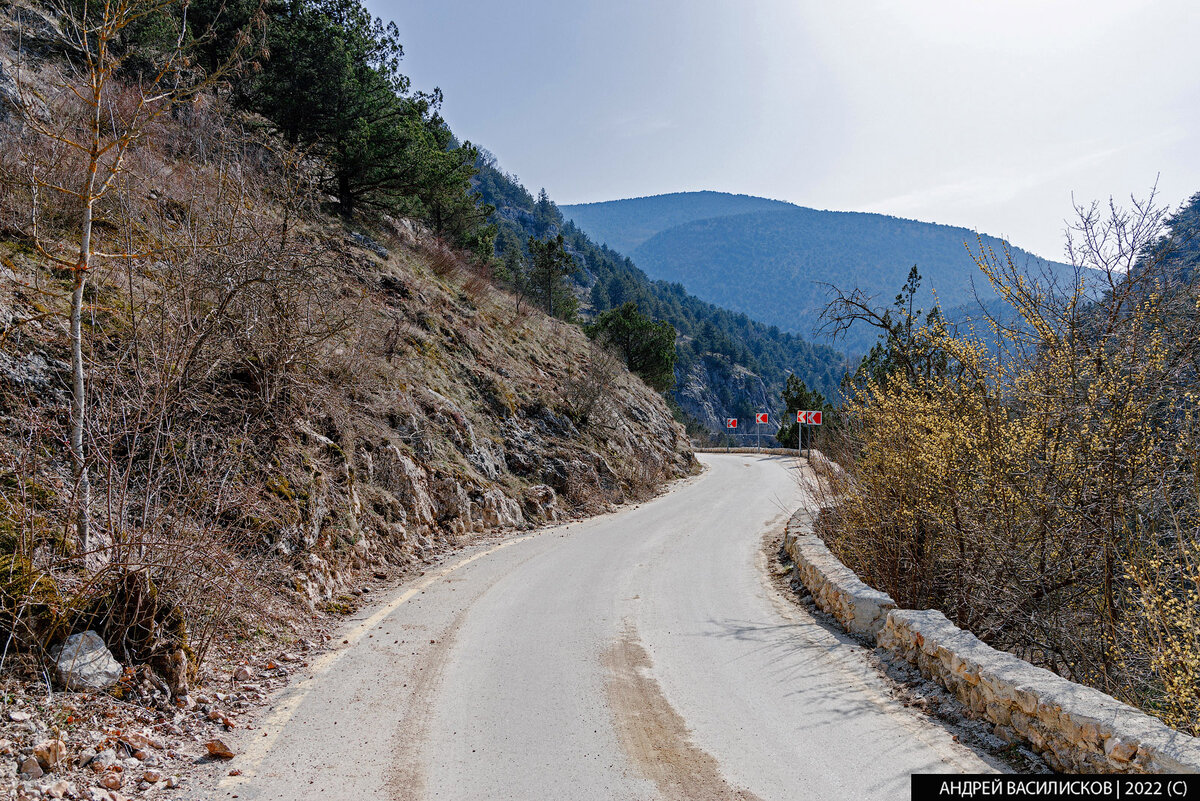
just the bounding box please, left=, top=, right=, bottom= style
left=619, top=449, right=669, bottom=501
left=424, top=239, right=463, bottom=279
left=460, top=260, right=493, bottom=302
left=1, top=75, right=340, bottom=682
left=561, top=341, right=621, bottom=428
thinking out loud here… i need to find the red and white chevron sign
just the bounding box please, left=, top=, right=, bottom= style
left=797, top=411, right=823, bottom=425
left=725, top=418, right=738, bottom=429
left=755, top=412, right=768, bottom=425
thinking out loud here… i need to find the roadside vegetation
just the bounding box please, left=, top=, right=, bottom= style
left=816, top=191, right=1200, bottom=734
left=0, top=0, right=692, bottom=713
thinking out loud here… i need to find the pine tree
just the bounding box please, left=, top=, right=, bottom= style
left=527, top=234, right=578, bottom=320
left=243, top=0, right=486, bottom=237
left=775, top=374, right=831, bottom=448
left=586, top=303, right=677, bottom=392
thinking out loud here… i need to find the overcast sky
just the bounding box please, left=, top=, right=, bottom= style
left=367, top=0, right=1198, bottom=261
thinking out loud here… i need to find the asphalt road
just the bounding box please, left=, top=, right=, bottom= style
left=200, top=453, right=994, bottom=801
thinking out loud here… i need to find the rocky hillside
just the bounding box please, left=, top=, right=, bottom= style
left=0, top=33, right=694, bottom=706
left=0, top=196, right=694, bottom=620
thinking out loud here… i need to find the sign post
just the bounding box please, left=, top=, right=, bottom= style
left=755, top=412, right=768, bottom=453
left=797, top=410, right=822, bottom=459
left=725, top=417, right=737, bottom=447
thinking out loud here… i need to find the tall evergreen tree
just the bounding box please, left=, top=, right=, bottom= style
left=241, top=0, right=488, bottom=246
left=533, top=188, right=558, bottom=237
left=775, top=374, right=832, bottom=448
left=527, top=234, right=578, bottom=320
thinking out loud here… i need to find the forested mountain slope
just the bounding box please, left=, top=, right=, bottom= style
left=473, top=166, right=848, bottom=430
left=564, top=193, right=1075, bottom=355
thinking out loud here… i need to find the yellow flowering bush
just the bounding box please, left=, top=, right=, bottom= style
left=820, top=197, right=1200, bottom=734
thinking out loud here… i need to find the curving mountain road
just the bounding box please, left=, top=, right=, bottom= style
left=199, top=454, right=994, bottom=801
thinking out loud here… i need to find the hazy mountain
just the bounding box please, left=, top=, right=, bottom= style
left=563, top=193, right=1076, bottom=355
left=562, top=191, right=795, bottom=256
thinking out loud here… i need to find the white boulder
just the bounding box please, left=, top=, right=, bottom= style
left=50, top=631, right=123, bottom=691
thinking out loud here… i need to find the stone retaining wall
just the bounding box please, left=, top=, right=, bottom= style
left=782, top=510, right=896, bottom=640
left=881, top=610, right=1200, bottom=773
left=782, top=508, right=1200, bottom=774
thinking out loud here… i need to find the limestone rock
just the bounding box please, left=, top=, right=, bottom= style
left=1105, top=736, right=1137, bottom=763
left=376, top=445, right=435, bottom=526
left=430, top=474, right=471, bottom=524
left=89, top=749, right=117, bottom=770
left=33, top=738, right=66, bottom=769
left=45, top=780, right=73, bottom=799
left=523, top=484, right=561, bottom=521
left=119, top=732, right=163, bottom=753
left=0, top=58, right=22, bottom=123
left=18, top=756, right=42, bottom=780
left=50, top=631, right=123, bottom=691
left=345, top=231, right=388, bottom=259
left=475, top=489, right=523, bottom=529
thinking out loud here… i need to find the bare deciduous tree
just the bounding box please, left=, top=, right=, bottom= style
left=11, top=0, right=262, bottom=560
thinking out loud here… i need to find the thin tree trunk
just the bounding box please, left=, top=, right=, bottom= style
left=70, top=262, right=90, bottom=552
left=72, top=148, right=98, bottom=556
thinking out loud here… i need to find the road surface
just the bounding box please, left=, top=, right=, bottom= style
left=200, top=453, right=994, bottom=801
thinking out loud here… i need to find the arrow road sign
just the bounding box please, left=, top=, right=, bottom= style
left=755, top=412, right=768, bottom=425
left=796, top=410, right=823, bottom=424
left=726, top=418, right=738, bottom=429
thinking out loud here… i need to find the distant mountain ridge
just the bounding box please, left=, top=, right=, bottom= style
left=563, top=192, right=1076, bottom=355
left=561, top=191, right=796, bottom=255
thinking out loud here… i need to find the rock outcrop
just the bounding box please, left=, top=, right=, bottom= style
left=244, top=222, right=696, bottom=604
left=675, top=357, right=772, bottom=434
